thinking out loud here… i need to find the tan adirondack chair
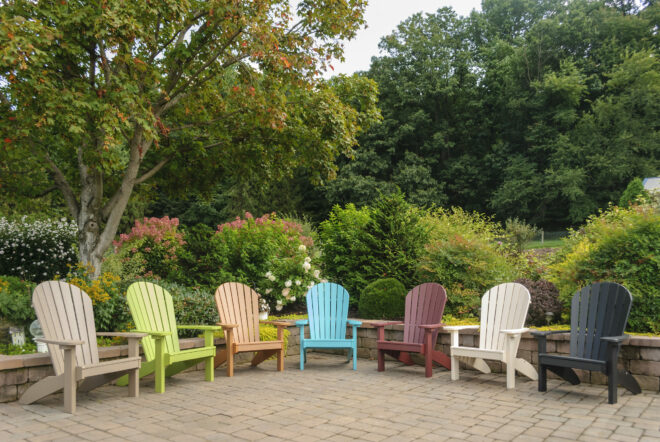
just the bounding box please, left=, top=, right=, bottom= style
left=19, top=281, right=146, bottom=413
left=445, top=282, right=538, bottom=389
left=214, top=282, right=288, bottom=376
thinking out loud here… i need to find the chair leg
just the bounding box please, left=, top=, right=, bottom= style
left=352, top=347, right=357, bottom=371
left=227, top=350, right=234, bottom=377
left=154, top=339, right=166, bottom=393
left=424, top=331, right=433, bottom=378
left=538, top=365, right=547, bottom=392
left=619, top=371, right=641, bottom=395
left=300, top=346, right=305, bottom=371
left=377, top=349, right=385, bottom=372
left=63, top=347, right=77, bottom=414
left=346, top=348, right=351, bottom=363
left=608, top=368, right=618, bottom=404
left=128, top=368, right=139, bottom=397
left=506, top=361, right=515, bottom=389
left=451, top=354, right=459, bottom=381
left=277, top=347, right=284, bottom=372
left=205, top=356, right=214, bottom=382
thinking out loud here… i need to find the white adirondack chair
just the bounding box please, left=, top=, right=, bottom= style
left=19, top=281, right=146, bottom=413
left=445, top=282, right=538, bottom=389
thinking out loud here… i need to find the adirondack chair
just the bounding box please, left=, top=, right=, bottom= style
left=445, top=282, right=538, bottom=389
left=214, top=282, right=288, bottom=376
left=374, top=283, right=450, bottom=377
left=19, top=281, right=146, bottom=413
left=119, top=281, right=220, bottom=393
left=532, top=282, right=641, bottom=404
left=296, top=282, right=362, bottom=370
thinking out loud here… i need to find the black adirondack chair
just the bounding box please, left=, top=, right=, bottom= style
left=531, top=282, right=641, bottom=404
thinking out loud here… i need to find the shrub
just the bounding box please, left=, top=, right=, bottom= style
left=0, top=276, right=36, bottom=328
left=549, top=204, right=660, bottom=333
left=0, top=217, right=77, bottom=281
left=515, top=278, right=562, bottom=326
left=65, top=264, right=130, bottom=332
left=417, top=208, right=521, bottom=317
left=358, top=278, right=407, bottom=319
left=504, top=217, right=539, bottom=252
left=174, top=213, right=322, bottom=310
left=103, top=216, right=185, bottom=280
left=319, top=193, right=427, bottom=305
left=619, top=177, right=650, bottom=208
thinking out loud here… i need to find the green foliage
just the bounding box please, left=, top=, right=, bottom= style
left=0, top=276, right=36, bottom=328
left=515, top=278, right=562, bottom=326
left=417, top=208, right=521, bottom=317
left=319, top=193, right=427, bottom=305
left=0, top=341, right=37, bottom=355
left=358, top=278, right=407, bottom=319
left=619, top=178, right=651, bottom=208
left=0, top=217, right=77, bottom=282
left=549, top=204, right=660, bottom=332
left=504, top=218, right=539, bottom=252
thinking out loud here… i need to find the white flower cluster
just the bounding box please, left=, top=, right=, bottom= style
left=259, top=251, right=323, bottom=311
left=0, top=217, right=78, bottom=281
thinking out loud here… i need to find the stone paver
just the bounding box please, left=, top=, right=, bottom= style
left=1, top=354, right=659, bottom=441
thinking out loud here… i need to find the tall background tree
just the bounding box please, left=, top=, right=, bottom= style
left=0, top=0, right=374, bottom=273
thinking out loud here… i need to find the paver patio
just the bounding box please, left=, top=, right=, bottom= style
left=0, top=354, right=658, bottom=441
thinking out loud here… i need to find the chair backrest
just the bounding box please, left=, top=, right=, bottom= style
left=126, top=282, right=180, bottom=361
left=305, top=282, right=350, bottom=340
left=479, top=282, right=530, bottom=351
left=32, top=281, right=99, bottom=375
left=402, top=283, right=447, bottom=344
left=214, top=282, right=261, bottom=344
left=569, top=282, right=632, bottom=361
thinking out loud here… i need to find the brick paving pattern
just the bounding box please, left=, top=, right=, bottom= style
left=0, top=354, right=658, bottom=441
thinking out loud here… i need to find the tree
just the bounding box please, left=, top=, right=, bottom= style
left=0, top=0, right=367, bottom=274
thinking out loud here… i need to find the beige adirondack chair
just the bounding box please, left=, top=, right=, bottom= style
left=214, top=282, right=288, bottom=376
left=445, top=282, right=538, bottom=389
left=19, top=281, right=146, bottom=413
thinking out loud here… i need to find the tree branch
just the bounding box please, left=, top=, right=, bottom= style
left=135, top=157, right=170, bottom=184
left=39, top=149, right=79, bottom=218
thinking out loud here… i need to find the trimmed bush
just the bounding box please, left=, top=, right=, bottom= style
left=515, top=278, right=562, bottom=326
left=0, top=217, right=77, bottom=281
left=549, top=204, right=660, bottom=333
left=358, top=278, right=407, bottom=319
left=0, top=276, right=36, bottom=328
left=504, top=217, right=539, bottom=252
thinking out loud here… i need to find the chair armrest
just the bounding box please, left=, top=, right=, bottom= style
left=371, top=321, right=403, bottom=329
left=36, top=338, right=84, bottom=347
left=133, top=330, right=172, bottom=337
left=443, top=325, right=479, bottom=332
left=177, top=325, right=223, bottom=331
left=295, top=320, right=309, bottom=327
left=500, top=328, right=529, bottom=335
left=96, top=332, right=148, bottom=339
left=419, top=323, right=445, bottom=330
left=530, top=329, right=570, bottom=337
left=601, top=335, right=629, bottom=344
left=217, top=323, right=238, bottom=329
left=260, top=321, right=291, bottom=328
left=347, top=320, right=362, bottom=326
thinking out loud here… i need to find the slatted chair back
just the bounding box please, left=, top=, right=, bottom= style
left=215, top=282, right=261, bottom=344
left=32, top=281, right=100, bottom=376
left=569, top=282, right=632, bottom=361
left=479, top=282, right=530, bottom=352
left=126, top=282, right=180, bottom=360
left=402, top=283, right=447, bottom=344
left=306, top=283, right=350, bottom=340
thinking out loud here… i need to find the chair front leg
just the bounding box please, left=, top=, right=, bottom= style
left=297, top=325, right=305, bottom=370
left=276, top=325, right=285, bottom=372
left=352, top=324, right=359, bottom=370
left=204, top=330, right=215, bottom=382
left=424, top=329, right=433, bottom=378
left=62, top=345, right=77, bottom=414
left=450, top=330, right=459, bottom=381
left=225, top=329, right=234, bottom=377
left=127, top=337, right=141, bottom=397
left=154, top=336, right=166, bottom=393
left=607, top=341, right=621, bottom=404
left=505, top=334, right=516, bottom=389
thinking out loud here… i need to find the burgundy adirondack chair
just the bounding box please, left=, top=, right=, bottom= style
left=374, top=283, right=450, bottom=377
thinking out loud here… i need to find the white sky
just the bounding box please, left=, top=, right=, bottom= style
left=330, top=0, right=483, bottom=75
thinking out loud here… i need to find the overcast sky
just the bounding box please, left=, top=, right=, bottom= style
left=329, top=0, right=482, bottom=75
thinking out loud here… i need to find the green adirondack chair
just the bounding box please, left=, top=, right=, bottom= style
left=118, top=281, right=221, bottom=393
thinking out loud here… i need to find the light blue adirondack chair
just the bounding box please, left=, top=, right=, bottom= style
left=296, top=282, right=361, bottom=370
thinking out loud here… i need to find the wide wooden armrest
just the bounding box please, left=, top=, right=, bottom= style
left=347, top=320, right=362, bottom=326
left=36, top=338, right=85, bottom=346
left=260, top=321, right=290, bottom=327
left=530, top=329, right=570, bottom=337
left=217, top=323, right=238, bottom=329
left=96, top=332, right=148, bottom=339
left=295, top=320, right=309, bottom=326
left=372, top=321, right=403, bottom=328
left=443, top=325, right=479, bottom=332
left=601, top=335, right=629, bottom=344
left=177, top=325, right=223, bottom=331
left=133, top=330, right=171, bottom=337
left=419, top=323, right=445, bottom=330
left=500, top=328, right=529, bottom=335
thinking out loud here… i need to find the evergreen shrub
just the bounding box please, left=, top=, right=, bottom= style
left=0, top=275, right=36, bottom=328
left=358, top=278, right=407, bottom=319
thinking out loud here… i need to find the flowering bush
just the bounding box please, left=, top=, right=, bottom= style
left=213, top=213, right=322, bottom=310
left=0, top=217, right=77, bottom=281
left=103, top=216, right=185, bottom=280
left=64, top=263, right=130, bottom=332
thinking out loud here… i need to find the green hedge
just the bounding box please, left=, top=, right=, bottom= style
left=358, top=278, right=407, bottom=319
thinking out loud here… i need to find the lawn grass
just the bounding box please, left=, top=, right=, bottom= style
left=525, top=238, right=564, bottom=249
